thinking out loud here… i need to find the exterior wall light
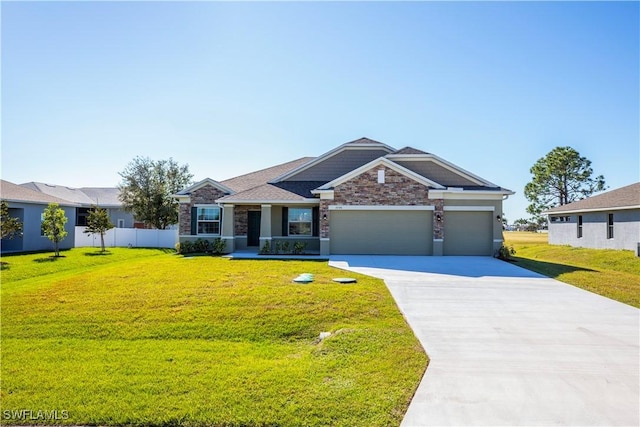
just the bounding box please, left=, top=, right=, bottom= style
left=436, top=213, right=442, bottom=222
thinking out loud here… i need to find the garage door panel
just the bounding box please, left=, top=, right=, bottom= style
left=331, top=210, right=433, bottom=255
left=443, top=211, right=492, bottom=256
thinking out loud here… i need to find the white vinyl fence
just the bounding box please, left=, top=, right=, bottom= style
left=75, top=227, right=178, bottom=249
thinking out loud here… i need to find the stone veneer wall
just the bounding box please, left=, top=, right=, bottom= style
left=320, top=166, right=444, bottom=239
left=234, top=205, right=261, bottom=236
left=178, top=185, right=227, bottom=235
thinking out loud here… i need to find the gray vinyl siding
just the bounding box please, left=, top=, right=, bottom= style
left=1, top=202, right=75, bottom=253
left=395, top=160, right=479, bottom=187
left=443, top=211, right=493, bottom=255
left=107, top=208, right=135, bottom=228
left=330, top=210, right=433, bottom=255
left=285, top=149, right=392, bottom=181
left=548, top=209, right=640, bottom=251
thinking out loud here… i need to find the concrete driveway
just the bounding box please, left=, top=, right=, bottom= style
left=329, top=256, right=640, bottom=427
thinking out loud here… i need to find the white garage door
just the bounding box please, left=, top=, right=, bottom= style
left=330, top=210, right=433, bottom=255
left=443, top=211, right=493, bottom=256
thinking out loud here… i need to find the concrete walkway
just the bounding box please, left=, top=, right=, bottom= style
left=329, top=256, right=640, bottom=427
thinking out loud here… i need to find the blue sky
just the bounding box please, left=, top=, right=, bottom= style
left=2, top=1, right=638, bottom=222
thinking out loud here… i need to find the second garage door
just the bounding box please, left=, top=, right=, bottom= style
left=443, top=211, right=493, bottom=255
left=330, top=210, right=433, bottom=255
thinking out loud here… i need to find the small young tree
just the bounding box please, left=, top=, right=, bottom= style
left=84, top=206, right=114, bottom=252
left=1, top=200, right=23, bottom=239
left=41, top=203, right=68, bottom=257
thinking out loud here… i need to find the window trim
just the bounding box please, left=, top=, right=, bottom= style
left=288, top=207, right=313, bottom=236
left=196, top=205, right=221, bottom=236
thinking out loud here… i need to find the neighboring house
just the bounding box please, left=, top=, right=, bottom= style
left=1, top=180, right=77, bottom=253
left=20, top=182, right=136, bottom=228
left=174, top=138, right=514, bottom=256
left=544, top=182, right=640, bottom=253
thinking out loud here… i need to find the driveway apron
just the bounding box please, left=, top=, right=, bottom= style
left=329, top=256, right=640, bottom=427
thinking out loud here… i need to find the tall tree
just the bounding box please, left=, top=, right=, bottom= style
left=118, top=157, right=193, bottom=230
left=84, top=206, right=114, bottom=252
left=1, top=200, right=23, bottom=239
left=41, top=203, right=68, bottom=257
left=525, top=147, right=606, bottom=219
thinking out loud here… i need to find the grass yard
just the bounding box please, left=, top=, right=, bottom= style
left=504, top=232, right=640, bottom=308
left=0, top=248, right=427, bottom=427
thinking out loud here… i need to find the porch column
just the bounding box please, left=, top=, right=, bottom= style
left=260, top=204, right=272, bottom=249
left=222, top=204, right=235, bottom=253
left=433, top=199, right=444, bottom=256
left=320, top=199, right=331, bottom=256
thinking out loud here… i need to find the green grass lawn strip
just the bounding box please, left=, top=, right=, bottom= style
left=1, top=251, right=427, bottom=426
left=504, top=232, right=640, bottom=308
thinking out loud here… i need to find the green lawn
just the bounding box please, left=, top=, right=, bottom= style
left=504, top=232, right=640, bottom=308
left=0, top=248, right=427, bottom=426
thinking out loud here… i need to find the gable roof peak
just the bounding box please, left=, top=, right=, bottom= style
left=345, top=137, right=388, bottom=145
left=393, top=146, right=430, bottom=155
left=174, top=177, right=234, bottom=196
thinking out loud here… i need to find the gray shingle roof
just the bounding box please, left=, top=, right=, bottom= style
left=344, top=137, right=388, bottom=145
left=21, top=182, right=96, bottom=205
left=193, top=138, right=512, bottom=202
left=1, top=180, right=77, bottom=205
left=221, top=157, right=314, bottom=193
left=218, top=181, right=325, bottom=202
left=80, top=188, right=122, bottom=206
left=393, top=146, right=430, bottom=155
left=544, top=182, right=640, bottom=214
left=18, top=182, right=124, bottom=207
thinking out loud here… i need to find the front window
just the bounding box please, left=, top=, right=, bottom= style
left=76, top=208, right=90, bottom=226
left=197, top=206, right=220, bottom=235
left=607, top=213, right=614, bottom=239
left=288, top=208, right=312, bottom=236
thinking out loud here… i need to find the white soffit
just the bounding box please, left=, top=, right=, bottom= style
left=329, top=205, right=435, bottom=211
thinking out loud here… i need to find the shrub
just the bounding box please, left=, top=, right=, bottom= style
left=193, top=239, right=210, bottom=253
left=211, top=238, right=227, bottom=255
left=495, top=244, right=516, bottom=261
left=259, top=241, right=271, bottom=255
left=176, top=241, right=193, bottom=254
left=292, top=241, right=307, bottom=255
left=176, top=239, right=226, bottom=255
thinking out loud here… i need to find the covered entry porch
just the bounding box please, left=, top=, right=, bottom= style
left=222, top=203, right=320, bottom=254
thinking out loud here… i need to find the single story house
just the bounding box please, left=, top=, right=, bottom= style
left=174, top=138, right=514, bottom=256
left=544, top=182, right=640, bottom=253
left=1, top=180, right=77, bottom=253
left=20, top=182, right=136, bottom=228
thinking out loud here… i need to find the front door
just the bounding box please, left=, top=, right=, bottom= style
left=247, top=211, right=261, bottom=247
